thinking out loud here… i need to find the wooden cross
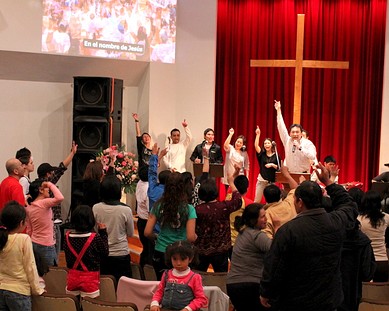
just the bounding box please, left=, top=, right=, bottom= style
left=250, top=14, right=349, bottom=124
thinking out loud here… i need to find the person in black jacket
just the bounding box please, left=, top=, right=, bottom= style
left=260, top=163, right=358, bottom=311
left=190, top=128, right=223, bottom=164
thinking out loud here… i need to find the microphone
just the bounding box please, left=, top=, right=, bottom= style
left=271, top=141, right=277, bottom=147
left=292, top=140, right=297, bottom=153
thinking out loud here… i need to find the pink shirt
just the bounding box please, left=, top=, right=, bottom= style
left=26, top=182, right=64, bottom=246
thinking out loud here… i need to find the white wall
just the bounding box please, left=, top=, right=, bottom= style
left=0, top=0, right=218, bottom=218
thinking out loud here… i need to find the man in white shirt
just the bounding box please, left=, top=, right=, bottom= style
left=163, top=119, right=192, bottom=172
left=274, top=100, right=317, bottom=173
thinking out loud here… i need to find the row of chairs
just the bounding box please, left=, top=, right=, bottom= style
left=359, top=281, right=389, bottom=310
left=32, top=294, right=138, bottom=311
left=38, top=265, right=229, bottom=311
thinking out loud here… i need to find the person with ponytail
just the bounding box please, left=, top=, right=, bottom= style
left=26, top=179, right=64, bottom=267
left=145, top=171, right=197, bottom=280
left=0, top=201, right=44, bottom=310
left=227, top=203, right=274, bottom=311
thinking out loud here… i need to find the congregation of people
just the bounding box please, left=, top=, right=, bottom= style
left=0, top=101, right=388, bottom=311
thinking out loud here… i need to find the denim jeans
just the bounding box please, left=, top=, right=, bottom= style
left=32, top=242, right=57, bottom=267
left=0, top=289, right=31, bottom=311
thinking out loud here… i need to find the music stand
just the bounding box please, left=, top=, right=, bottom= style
left=193, top=163, right=224, bottom=178
left=370, top=182, right=389, bottom=211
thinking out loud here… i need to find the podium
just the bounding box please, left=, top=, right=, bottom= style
left=275, top=172, right=311, bottom=193
left=193, top=163, right=224, bottom=178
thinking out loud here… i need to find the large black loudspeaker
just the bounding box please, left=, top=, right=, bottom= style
left=71, top=77, right=123, bottom=208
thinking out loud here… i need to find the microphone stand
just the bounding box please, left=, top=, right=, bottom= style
left=273, top=143, right=281, bottom=171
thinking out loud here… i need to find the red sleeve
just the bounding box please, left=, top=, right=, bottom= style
left=187, top=273, right=208, bottom=310
left=151, top=270, right=168, bottom=304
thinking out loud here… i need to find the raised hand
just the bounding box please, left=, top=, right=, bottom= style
left=132, top=113, right=139, bottom=121
left=274, top=100, right=281, bottom=110
left=255, top=126, right=261, bottom=136
left=316, top=162, right=333, bottom=186
left=182, top=119, right=188, bottom=127
left=229, top=128, right=234, bottom=135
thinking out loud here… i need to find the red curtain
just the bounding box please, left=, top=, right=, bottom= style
left=215, top=0, right=387, bottom=200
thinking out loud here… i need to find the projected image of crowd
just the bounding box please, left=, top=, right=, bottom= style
left=42, top=0, right=177, bottom=63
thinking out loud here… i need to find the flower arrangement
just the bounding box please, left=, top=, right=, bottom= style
left=97, top=145, right=139, bottom=194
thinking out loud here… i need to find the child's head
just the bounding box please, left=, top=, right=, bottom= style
left=0, top=201, right=27, bottom=251
left=165, top=240, right=199, bottom=270
left=71, top=205, right=96, bottom=232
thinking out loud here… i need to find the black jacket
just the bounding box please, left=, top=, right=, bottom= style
left=260, top=183, right=358, bottom=311
left=190, top=141, right=223, bottom=164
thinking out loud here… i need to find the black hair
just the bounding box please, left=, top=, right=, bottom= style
left=234, top=175, right=249, bottom=195
left=348, top=187, right=364, bottom=213
left=294, top=180, right=323, bottom=209
left=170, top=128, right=180, bottom=136
left=165, top=240, right=199, bottom=267
left=263, top=184, right=282, bottom=203
left=141, top=133, right=151, bottom=145
left=360, top=190, right=384, bottom=228
left=71, top=205, right=96, bottom=233
left=28, top=179, right=45, bottom=204
left=203, top=128, right=214, bottom=136
left=198, top=178, right=219, bottom=202
left=158, top=170, right=171, bottom=185
left=100, top=175, right=122, bottom=201
left=289, top=123, right=303, bottom=132
left=236, top=135, right=247, bottom=152
left=18, top=155, right=31, bottom=165
left=157, top=172, right=188, bottom=229
left=234, top=203, right=264, bottom=233
left=138, top=165, right=149, bottom=182
left=0, top=201, right=27, bottom=251
left=263, top=138, right=276, bottom=153
left=16, top=147, right=31, bottom=160
left=323, top=155, right=336, bottom=163
left=182, top=172, right=194, bottom=204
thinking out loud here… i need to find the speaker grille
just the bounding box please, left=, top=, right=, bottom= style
left=80, top=80, right=104, bottom=105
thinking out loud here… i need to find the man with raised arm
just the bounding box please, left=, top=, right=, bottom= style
left=274, top=100, right=316, bottom=173
left=162, top=119, right=192, bottom=172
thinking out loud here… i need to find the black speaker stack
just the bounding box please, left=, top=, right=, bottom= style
left=71, top=76, right=123, bottom=209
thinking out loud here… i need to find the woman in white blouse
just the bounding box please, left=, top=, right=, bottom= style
left=358, top=190, right=389, bottom=281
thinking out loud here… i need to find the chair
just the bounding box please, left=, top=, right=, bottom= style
left=81, top=296, right=138, bottom=311
left=32, top=293, right=80, bottom=311
left=99, top=275, right=117, bottom=302
left=193, top=270, right=228, bottom=295
left=42, top=266, right=68, bottom=295
left=142, top=286, right=229, bottom=311
left=143, top=264, right=157, bottom=281
left=117, top=277, right=159, bottom=311
left=359, top=298, right=389, bottom=311
left=131, top=262, right=145, bottom=280
left=362, top=281, right=389, bottom=301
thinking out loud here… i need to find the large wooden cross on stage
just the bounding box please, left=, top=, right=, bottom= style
left=250, top=14, right=349, bottom=124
